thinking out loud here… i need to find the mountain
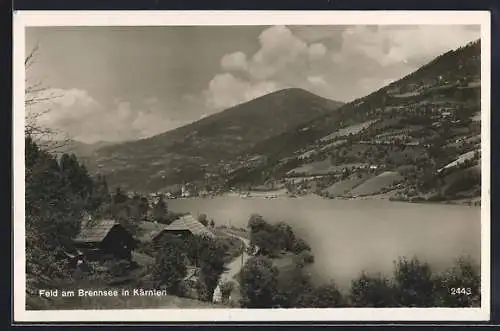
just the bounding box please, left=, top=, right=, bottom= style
left=85, top=88, right=344, bottom=191
left=60, top=140, right=116, bottom=159
left=77, top=39, right=482, bottom=203
left=226, top=39, right=481, bottom=202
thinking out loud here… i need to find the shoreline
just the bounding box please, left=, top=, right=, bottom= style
left=180, top=191, right=480, bottom=207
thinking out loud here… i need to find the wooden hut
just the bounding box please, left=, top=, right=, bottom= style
left=73, top=219, right=137, bottom=262
left=164, top=214, right=216, bottom=240
left=135, top=221, right=172, bottom=250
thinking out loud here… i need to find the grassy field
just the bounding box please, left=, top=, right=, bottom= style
left=348, top=171, right=404, bottom=196
left=439, top=150, right=479, bottom=172
left=322, top=177, right=371, bottom=197
left=287, top=161, right=368, bottom=177
left=319, top=120, right=378, bottom=142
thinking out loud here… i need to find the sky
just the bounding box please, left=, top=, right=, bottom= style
left=25, top=25, right=480, bottom=144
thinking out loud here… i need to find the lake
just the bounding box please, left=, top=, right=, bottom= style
left=169, top=196, right=481, bottom=289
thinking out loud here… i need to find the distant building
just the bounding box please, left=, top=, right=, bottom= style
left=73, top=219, right=137, bottom=262
left=181, top=185, right=191, bottom=198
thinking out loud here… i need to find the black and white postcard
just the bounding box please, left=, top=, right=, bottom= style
left=13, top=10, right=491, bottom=322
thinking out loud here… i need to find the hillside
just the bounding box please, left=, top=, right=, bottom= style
left=85, top=88, right=343, bottom=191
left=71, top=39, right=482, bottom=203
left=227, top=39, right=482, bottom=203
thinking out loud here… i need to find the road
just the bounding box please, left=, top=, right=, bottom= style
left=212, top=231, right=256, bottom=304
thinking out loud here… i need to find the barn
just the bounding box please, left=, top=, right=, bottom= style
left=73, top=219, right=137, bottom=262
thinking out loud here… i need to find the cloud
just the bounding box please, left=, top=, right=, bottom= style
left=221, top=51, right=248, bottom=71
left=307, top=75, right=328, bottom=87
left=33, top=88, right=184, bottom=143
left=308, top=43, right=327, bottom=61
left=204, top=73, right=280, bottom=110
left=334, top=25, right=481, bottom=68
left=204, top=26, right=336, bottom=109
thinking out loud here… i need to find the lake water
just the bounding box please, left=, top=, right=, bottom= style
left=169, top=196, right=481, bottom=289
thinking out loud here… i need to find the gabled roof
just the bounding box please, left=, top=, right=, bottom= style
left=165, top=214, right=215, bottom=239
left=73, top=219, right=119, bottom=244
left=136, top=221, right=169, bottom=243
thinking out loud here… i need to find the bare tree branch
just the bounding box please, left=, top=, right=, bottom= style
left=24, top=43, right=70, bottom=152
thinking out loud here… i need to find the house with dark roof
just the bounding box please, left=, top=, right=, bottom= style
left=164, top=214, right=216, bottom=239
left=73, top=219, right=137, bottom=262
left=136, top=221, right=171, bottom=246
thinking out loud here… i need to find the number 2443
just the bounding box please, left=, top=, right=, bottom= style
left=450, top=288, right=472, bottom=296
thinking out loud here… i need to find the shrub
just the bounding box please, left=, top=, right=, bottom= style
left=349, top=272, right=397, bottom=307
left=298, top=281, right=345, bottom=308
left=239, top=256, right=279, bottom=308
left=291, top=237, right=311, bottom=254
left=299, top=250, right=315, bottom=264
left=107, top=259, right=132, bottom=278
left=198, top=214, right=209, bottom=227
left=274, top=264, right=313, bottom=308
left=152, top=234, right=187, bottom=295
left=392, top=257, right=436, bottom=307
left=197, top=239, right=226, bottom=301
left=434, top=256, right=481, bottom=307
left=220, top=281, right=235, bottom=302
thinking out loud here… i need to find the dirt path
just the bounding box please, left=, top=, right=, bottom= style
left=213, top=231, right=256, bottom=304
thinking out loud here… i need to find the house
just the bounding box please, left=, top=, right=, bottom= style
left=164, top=214, right=216, bottom=240
left=181, top=185, right=191, bottom=198
left=136, top=221, right=170, bottom=247
left=73, top=219, right=137, bottom=262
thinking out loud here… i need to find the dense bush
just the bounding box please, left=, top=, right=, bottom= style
left=220, top=281, right=235, bottom=302
left=349, top=272, right=397, bottom=307
left=152, top=234, right=187, bottom=295
left=239, top=256, right=279, bottom=308
left=238, top=254, right=480, bottom=308
left=348, top=257, right=480, bottom=308
left=298, top=281, right=345, bottom=308
left=392, top=257, right=436, bottom=307
left=300, top=250, right=315, bottom=264
left=196, top=238, right=226, bottom=301
left=434, top=256, right=481, bottom=307
left=25, top=137, right=110, bottom=293
left=247, top=215, right=312, bottom=257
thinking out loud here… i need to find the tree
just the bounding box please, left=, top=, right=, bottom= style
left=25, top=137, right=98, bottom=295
left=295, top=250, right=315, bottom=266
left=247, top=214, right=269, bottom=232
left=113, top=186, right=128, bottom=205
left=239, top=256, right=279, bottom=308
left=152, top=194, right=168, bottom=223
left=274, top=264, right=313, bottom=307
left=274, top=221, right=296, bottom=251
left=219, top=281, right=235, bottom=303
left=198, top=214, right=209, bottom=227
left=392, top=257, right=436, bottom=307
left=299, top=281, right=345, bottom=308
left=152, top=234, right=187, bottom=295
left=251, top=229, right=279, bottom=257
left=210, top=219, right=215, bottom=228
left=197, top=238, right=226, bottom=301
left=434, top=256, right=480, bottom=307
left=291, top=237, right=311, bottom=254
left=88, top=174, right=112, bottom=215
left=25, top=44, right=68, bottom=151
left=349, top=272, right=397, bottom=307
